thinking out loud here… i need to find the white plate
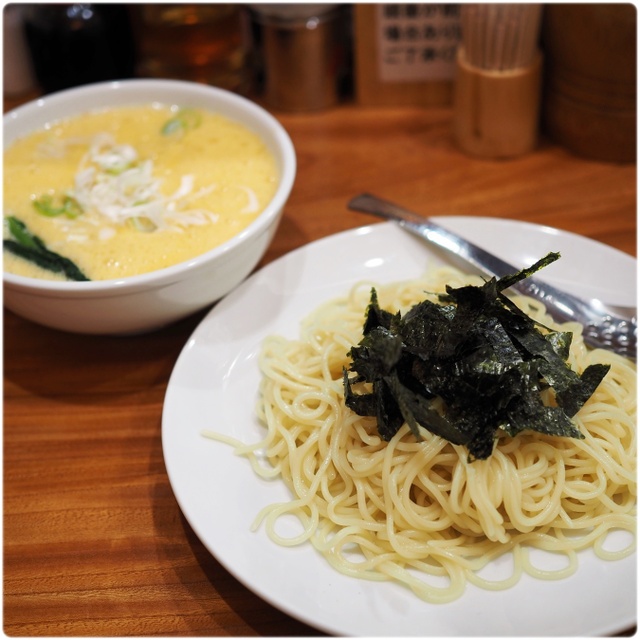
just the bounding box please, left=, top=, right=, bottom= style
left=162, top=219, right=637, bottom=636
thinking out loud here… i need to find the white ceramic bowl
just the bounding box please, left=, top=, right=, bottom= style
left=3, top=79, right=296, bottom=334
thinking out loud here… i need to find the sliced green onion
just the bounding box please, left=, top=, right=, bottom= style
left=33, top=194, right=83, bottom=218
left=161, top=108, right=203, bottom=136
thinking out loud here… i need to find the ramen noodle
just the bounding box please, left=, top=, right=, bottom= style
left=204, top=266, right=636, bottom=603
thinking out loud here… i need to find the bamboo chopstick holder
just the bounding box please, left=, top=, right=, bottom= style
left=453, top=45, right=542, bottom=159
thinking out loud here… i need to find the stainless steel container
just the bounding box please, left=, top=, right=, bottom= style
left=249, top=3, right=347, bottom=111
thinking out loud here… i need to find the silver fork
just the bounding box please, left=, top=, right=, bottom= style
left=348, top=193, right=637, bottom=360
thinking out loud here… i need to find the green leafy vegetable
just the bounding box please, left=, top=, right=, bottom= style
left=4, top=216, right=89, bottom=281
left=6, top=215, right=45, bottom=251
left=33, top=194, right=83, bottom=218
left=343, top=253, right=610, bottom=461
left=161, top=108, right=202, bottom=136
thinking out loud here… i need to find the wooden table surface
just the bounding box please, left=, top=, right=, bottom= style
left=3, top=96, right=637, bottom=636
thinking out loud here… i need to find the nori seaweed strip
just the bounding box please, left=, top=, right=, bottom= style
left=343, top=368, right=376, bottom=416
left=496, top=252, right=561, bottom=292
left=363, top=287, right=398, bottom=335
left=556, top=363, right=611, bottom=417
left=343, top=253, right=610, bottom=461
left=347, top=326, right=403, bottom=381
left=384, top=372, right=469, bottom=444
left=373, top=377, right=405, bottom=441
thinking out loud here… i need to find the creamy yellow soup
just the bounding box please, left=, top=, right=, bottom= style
left=3, top=104, right=279, bottom=281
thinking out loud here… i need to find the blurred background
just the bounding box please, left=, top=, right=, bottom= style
left=3, top=3, right=636, bottom=162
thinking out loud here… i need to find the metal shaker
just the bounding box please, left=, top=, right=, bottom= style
left=248, top=4, right=348, bottom=111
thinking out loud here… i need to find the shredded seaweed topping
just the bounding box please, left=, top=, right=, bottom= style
left=4, top=216, right=90, bottom=281
left=343, top=253, right=610, bottom=461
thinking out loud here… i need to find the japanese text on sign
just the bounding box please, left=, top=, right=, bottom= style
left=376, top=4, right=461, bottom=82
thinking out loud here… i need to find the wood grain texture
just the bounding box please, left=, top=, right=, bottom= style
left=3, top=97, right=636, bottom=636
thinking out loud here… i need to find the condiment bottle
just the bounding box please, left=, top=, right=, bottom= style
left=248, top=3, right=350, bottom=111
left=23, top=4, right=136, bottom=94
left=129, top=4, right=250, bottom=94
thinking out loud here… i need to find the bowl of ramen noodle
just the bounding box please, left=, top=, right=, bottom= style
left=3, top=79, right=296, bottom=334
